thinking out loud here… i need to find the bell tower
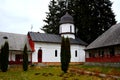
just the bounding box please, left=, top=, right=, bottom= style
left=59, top=12, right=75, bottom=39
left=59, top=0, right=75, bottom=39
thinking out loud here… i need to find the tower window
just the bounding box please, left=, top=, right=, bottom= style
left=55, top=50, right=57, bottom=57
left=75, top=50, right=77, bottom=57
left=60, top=27, right=62, bottom=33
left=70, top=25, right=72, bottom=32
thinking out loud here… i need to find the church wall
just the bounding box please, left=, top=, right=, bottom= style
left=71, top=45, right=85, bottom=62
left=61, top=34, right=75, bottom=39
left=32, top=42, right=61, bottom=63
left=32, top=42, right=86, bottom=63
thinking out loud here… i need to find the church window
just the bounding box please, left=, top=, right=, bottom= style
left=55, top=50, right=57, bottom=57
left=3, top=36, right=8, bottom=39
left=75, top=50, right=77, bottom=57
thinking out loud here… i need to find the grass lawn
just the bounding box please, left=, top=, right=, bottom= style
left=70, top=65, right=120, bottom=76
left=0, top=65, right=120, bottom=80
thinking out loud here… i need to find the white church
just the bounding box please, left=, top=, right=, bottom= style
left=28, top=12, right=87, bottom=65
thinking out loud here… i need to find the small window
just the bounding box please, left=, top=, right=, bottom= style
left=70, top=25, right=72, bottom=32
left=3, top=36, right=8, bottom=39
left=98, top=50, right=104, bottom=57
left=109, top=47, right=115, bottom=57
left=55, top=50, right=57, bottom=57
left=75, top=50, right=77, bottom=57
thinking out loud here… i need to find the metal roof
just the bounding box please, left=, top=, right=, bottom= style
left=0, top=32, right=31, bottom=51
left=86, top=23, right=120, bottom=50
left=59, top=12, right=74, bottom=24
left=28, top=32, right=87, bottom=45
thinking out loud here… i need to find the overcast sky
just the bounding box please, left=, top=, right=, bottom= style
left=0, top=0, right=120, bottom=34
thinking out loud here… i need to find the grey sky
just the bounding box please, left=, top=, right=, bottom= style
left=0, top=0, right=120, bottom=34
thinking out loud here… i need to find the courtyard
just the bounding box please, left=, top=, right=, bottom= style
left=0, top=65, right=120, bottom=80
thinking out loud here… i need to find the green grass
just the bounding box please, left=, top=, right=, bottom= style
left=0, top=66, right=103, bottom=80
left=0, top=65, right=120, bottom=80
left=70, top=65, right=120, bottom=76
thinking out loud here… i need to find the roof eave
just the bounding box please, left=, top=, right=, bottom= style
left=85, top=43, right=120, bottom=50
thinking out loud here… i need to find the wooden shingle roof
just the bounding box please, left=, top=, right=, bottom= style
left=28, top=32, right=87, bottom=45
left=86, top=23, right=120, bottom=50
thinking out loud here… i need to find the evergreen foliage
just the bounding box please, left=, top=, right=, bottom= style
left=0, top=41, right=9, bottom=72
left=42, top=0, right=116, bottom=44
left=42, top=0, right=66, bottom=34
left=60, top=37, right=71, bottom=73
left=23, top=44, right=28, bottom=71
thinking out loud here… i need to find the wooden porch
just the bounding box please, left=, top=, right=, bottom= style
left=86, top=56, right=120, bottom=62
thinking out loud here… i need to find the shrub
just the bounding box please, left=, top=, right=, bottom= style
left=0, top=41, right=9, bottom=72
left=60, top=37, right=71, bottom=73
left=23, top=44, right=28, bottom=71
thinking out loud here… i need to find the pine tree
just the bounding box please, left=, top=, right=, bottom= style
left=42, top=0, right=66, bottom=34
left=23, top=44, right=28, bottom=71
left=42, top=0, right=60, bottom=34
left=43, top=0, right=116, bottom=44
left=73, top=0, right=116, bottom=43
left=0, top=41, right=9, bottom=72
left=60, top=37, right=71, bottom=73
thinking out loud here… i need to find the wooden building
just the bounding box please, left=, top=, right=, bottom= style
left=85, top=23, right=120, bottom=63
left=0, top=32, right=32, bottom=64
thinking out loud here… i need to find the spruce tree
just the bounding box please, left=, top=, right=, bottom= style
left=60, top=37, right=71, bottom=73
left=42, top=0, right=66, bottom=34
left=23, top=44, right=28, bottom=71
left=42, top=0, right=60, bottom=34
left=0, top=41, right=9, bottom=72
left=43, top=0, right=116, bottom=44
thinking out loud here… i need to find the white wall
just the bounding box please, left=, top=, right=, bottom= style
left=59, top=23, right=75, bottom=39
left=9, top=51, right=31, bottom=62
left=59, top=23, right=75, bottom=33
left=70, top=45, right=85, bottom=62
left=32, top=42, right=61, bottom=62
left=32, top=42, right=86, bottom=63
left=61, top=34, right=75, bottom=39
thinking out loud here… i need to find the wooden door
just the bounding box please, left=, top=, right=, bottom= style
left=38, top=49, right=42, bottom=62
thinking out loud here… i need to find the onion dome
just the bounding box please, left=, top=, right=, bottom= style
left=59, top=12, right=74, bottom=24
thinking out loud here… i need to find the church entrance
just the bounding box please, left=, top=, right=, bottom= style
left=38, top=49, right=42, bottom=63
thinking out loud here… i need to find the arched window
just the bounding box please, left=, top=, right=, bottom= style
left=55, top=50, right=57, bottom=57
left=75, top=50, right=77, bottom=57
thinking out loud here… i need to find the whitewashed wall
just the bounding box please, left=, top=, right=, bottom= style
left=61, top=34, right=75, bottom=39
left=32, top=42, right=61, bottom=62
left=32, top=42, right=85, bottom=63
left=59, top=23, right=75, bottom=33
left=59, top=23, right=75, bottom=39
left=8, top=51, right=31, bottom=62
left=70, top=45, right=85, bottom=62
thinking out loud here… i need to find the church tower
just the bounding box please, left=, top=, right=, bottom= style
left=59, top=12, right=75, bottom=39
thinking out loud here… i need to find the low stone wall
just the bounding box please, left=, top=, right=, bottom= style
left=84, top=62, right=120, bottom=68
